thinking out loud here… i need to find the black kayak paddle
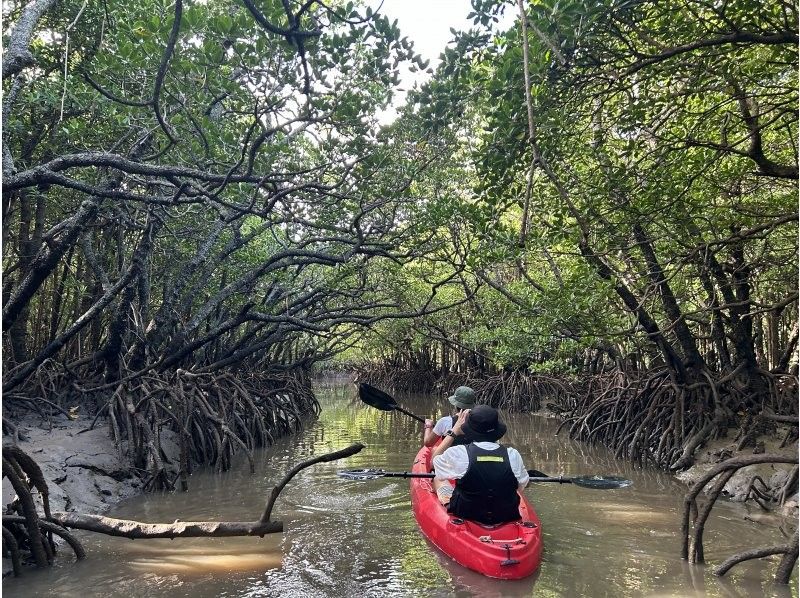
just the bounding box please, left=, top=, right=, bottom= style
left=338, top=468, right=633, bottom=489
left=358, top=382, right=426, bottom=423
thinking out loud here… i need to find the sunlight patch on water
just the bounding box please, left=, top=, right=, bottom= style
left=127, top=551, right=284, bottom=574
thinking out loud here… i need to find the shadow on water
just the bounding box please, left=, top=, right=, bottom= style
left=3, top=381, right=797, bottom=597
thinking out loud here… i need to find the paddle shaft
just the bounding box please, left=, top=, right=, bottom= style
left=338, top=468, right=632, bottom=488
left=395, top=405, right=425, bottom=423
left=368, top=471, right=574, bottom=483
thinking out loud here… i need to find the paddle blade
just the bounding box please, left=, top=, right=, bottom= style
left=569, top=475, right=632, bottom=489
left=358, top=383, right=399, bottom=411
left=338, top=468, right=387, bottom=480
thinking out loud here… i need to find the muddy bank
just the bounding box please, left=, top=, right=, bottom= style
left=2, top=414, right=180, bottom=513
left=531, top=406, right=798, bottom=509
left=2, top=413, right=179, bottom=577
left=676, top=432, right=798, bottom=513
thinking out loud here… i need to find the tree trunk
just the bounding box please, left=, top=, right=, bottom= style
left=698, top=270, right=732, bottom=370
left=632, top=223, right=705, bottom=370
left=775, top=321, right=799, bottom=373
left=2, top=195, right=103, bottom=333
left=578, top=239, right=688, bottom=382
left=767, top=308, right=782, bottom=370
left=8, top=190, right=32, bottom=363
left=103, top=216, right=161, bottom=381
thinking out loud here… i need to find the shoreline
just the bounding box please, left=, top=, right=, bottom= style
left=2, top=412, right=179, bottom=577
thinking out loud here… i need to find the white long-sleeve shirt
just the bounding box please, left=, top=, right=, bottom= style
left=432, top=442, right=529, bottom=489
left=432, top=415, right=456, bottom=437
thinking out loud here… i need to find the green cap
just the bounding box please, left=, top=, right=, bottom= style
left=448, top=386, right=476, bottom=409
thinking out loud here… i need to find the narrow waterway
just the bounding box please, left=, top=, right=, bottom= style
left=5, top=382, right=797, bottom=597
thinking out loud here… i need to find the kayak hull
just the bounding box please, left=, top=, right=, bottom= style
left=409, top=445, right=543, bottom=580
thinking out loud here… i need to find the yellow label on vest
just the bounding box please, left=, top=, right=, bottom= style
left=476, top=456, right=505, bottom=462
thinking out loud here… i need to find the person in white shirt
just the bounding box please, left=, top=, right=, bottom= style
left=431, top=406, right=529, bottom=524
left=423, top=386, right=476, bottom=447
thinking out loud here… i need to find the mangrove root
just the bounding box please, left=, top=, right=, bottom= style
left=2, top=445, right=85, bottom=574
left=682, top=453, right=798, bottom=583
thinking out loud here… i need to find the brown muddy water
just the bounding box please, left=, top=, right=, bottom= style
left=4, top=382, right=797, bottom=597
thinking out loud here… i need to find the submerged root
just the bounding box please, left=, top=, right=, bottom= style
left=713, top=530, right=798, bottom=582
left=681, top=454, right=798, bottom=583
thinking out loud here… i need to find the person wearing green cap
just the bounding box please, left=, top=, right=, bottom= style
left=423, top=386, right=477, bottom=448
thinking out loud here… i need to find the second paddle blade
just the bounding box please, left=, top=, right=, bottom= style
left=338, top=468, right=387, bottom=480
left=570, top=475, right=633, bottom=489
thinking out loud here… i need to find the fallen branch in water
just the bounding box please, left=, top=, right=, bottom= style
left=48, top=513, right=285, bottom=539
left=50, top=443, right=365, bottom=540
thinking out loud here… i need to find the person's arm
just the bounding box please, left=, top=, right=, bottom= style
left=431, top=409, right=469, bottom=459
left=423, top=418, right=437, bottom=446
left=425, top=416, right=451, bottom=447
left=508, top=447, right=530, bottom=490
left=432, top=445, right=467, bottom=480
left=422, top=418, right=435, bottom=446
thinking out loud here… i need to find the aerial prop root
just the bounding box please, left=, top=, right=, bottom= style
left=681, top=453, right=798, bottom=583
left=2, top=446, right=86, bottom=574
left=94, top=369, right=319, bottom=491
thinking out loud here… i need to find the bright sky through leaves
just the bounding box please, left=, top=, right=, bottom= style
left=370, top=0, right=514, bottom=123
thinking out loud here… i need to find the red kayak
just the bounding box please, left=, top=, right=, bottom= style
left=409, top=445, right=543, bottom=579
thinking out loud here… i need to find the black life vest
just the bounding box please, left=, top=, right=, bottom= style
left=447, top=443, right=521, bottom=525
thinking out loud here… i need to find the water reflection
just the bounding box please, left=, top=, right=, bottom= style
left=127, top=549, right=283, bottom=575
left=3, top=382, right=797, bottom=597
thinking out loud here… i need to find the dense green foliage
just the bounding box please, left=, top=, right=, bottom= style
left=3, top=0, right=797, bottom=403
left=353, top=0, right=798, bottom=389
left=2, top=0, right=445, bottom=390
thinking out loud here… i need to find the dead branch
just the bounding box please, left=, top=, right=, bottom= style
left=50, top=443, right=365, bottom=541
left=49, top=513, right=284, bottom=539
left=260, top=442, right=365, bottom=523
